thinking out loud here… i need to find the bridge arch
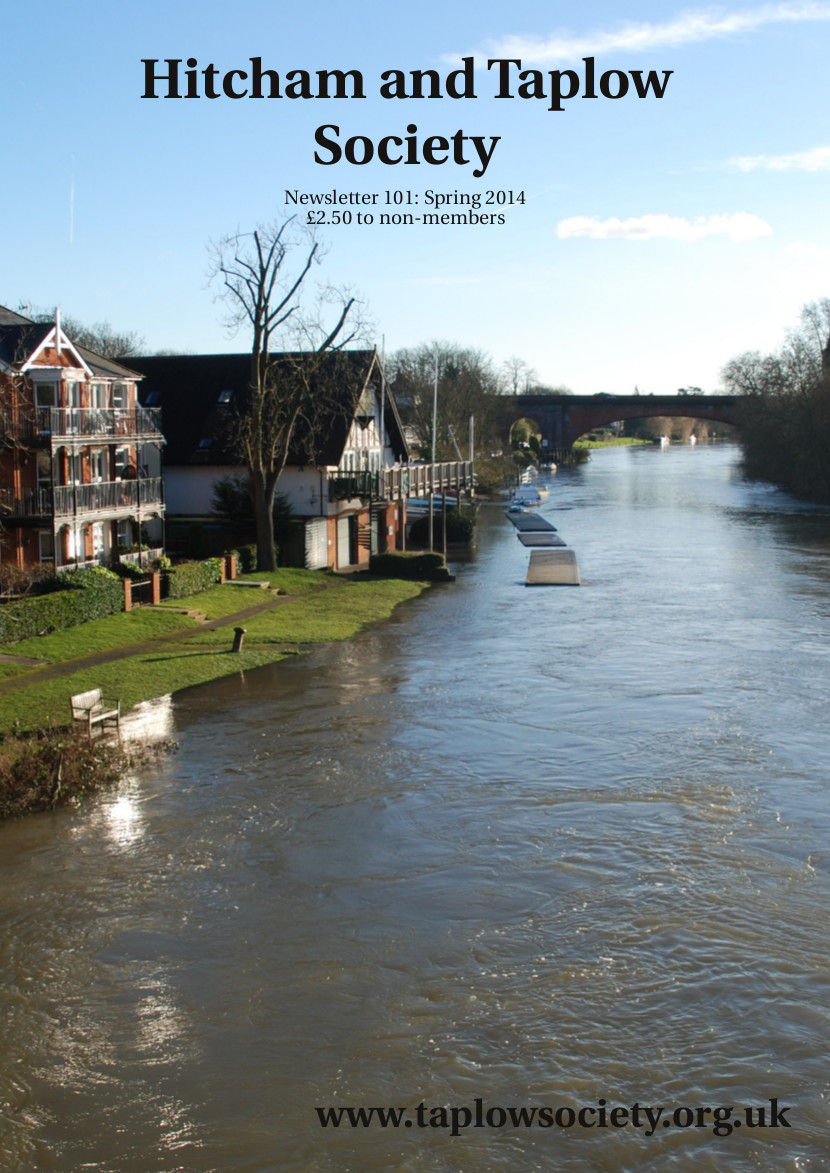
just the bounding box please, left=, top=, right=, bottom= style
left=498, top=393, right=742, bottom=460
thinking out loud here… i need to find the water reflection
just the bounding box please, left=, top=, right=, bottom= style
left=104, top=792, right=143, bottom=846
left=2, top=447, right=830, bottom=1171
left=121, top=694, right=175, bottom=746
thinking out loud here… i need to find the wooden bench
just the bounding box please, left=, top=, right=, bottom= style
left=70, top=688, right=121, bottom=737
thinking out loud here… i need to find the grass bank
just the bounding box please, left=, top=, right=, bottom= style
left=0, top=569, right=432, bottom=777
left=573, top=437, right=650, bottom=449
left=0, top=569, right=434, bottom=818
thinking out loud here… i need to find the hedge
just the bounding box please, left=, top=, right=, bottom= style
left=369, top=552, right=454, bottom=582
left=0, top=567, right=124, bottom=646
left=226, top=544, right=258, bottom=574
left=163, top=557, right=224, bottom=600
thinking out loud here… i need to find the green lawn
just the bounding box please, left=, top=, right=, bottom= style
left=186, top=578, right=425, bottom=647
left=6, top=607, right=199, bottom=664
left=155, top=569, right=334, bottom=619
left=573, top=437, right=651, bottom=449
left=0, top=574, right=430, bottom=734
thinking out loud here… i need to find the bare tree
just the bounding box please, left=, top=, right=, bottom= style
left=387, top=342, right=503, bottom=459
left=502, top=355, right=536, bottom=395
left=209, top=218, right=360, bottom=571
left=722, top=297, right=830, bottom=501
left=26, top=306, right=145, bottom=358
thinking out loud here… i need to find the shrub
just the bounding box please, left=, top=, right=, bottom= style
left=369, top=551, right=454, bottom=581
left=0, top=727, right=128, bottom=820
left=0, top=562, right=58, bottom=599
left=211, top=476, right=294, bottom=549
left=0, top=566, right=124, bottom=646
left=163, top=557, right=224, bottom=600
left=111, top=560, right=150, bottom=581
left=409, top=506, right=476, bottom=547
left=230, top=544, right=259, bottom=574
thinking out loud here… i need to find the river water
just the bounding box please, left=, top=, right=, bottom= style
left=2, top=443, right=830, bottom=1173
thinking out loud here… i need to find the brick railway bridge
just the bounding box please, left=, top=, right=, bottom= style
left=501, top=393, right=743, bottom=461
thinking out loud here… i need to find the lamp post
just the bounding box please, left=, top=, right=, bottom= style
left=428, top=354, right=438, bottom=551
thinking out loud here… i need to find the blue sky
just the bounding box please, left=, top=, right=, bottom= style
left=2, top=1, right=828, bottom=393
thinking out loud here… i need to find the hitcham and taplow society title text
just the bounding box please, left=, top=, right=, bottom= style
left=141, top=56, right=673, bottom=178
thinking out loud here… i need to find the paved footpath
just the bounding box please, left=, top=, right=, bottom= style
left=0, top=584, right=333, bottom=696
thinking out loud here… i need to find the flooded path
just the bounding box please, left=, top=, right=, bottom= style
left=2, top=444, right=830, bottom=1172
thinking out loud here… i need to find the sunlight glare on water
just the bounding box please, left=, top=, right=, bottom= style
left=1, top=445, right=830, bottom=1172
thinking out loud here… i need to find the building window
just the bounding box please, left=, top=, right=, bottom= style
left=217, top=389, right=234, bottom=404
left=37, top=452, right=52, bottom=489
left=66, top=451, right=83, bottom=486
left=38, top=531, right=55, bottom=563
left=114, top=447, right=130, bottom=478
left=89, top=449, right=107, bottom=483
left=35, top=383, right=58, bottom=408
left=63, top=526, right=81, bottom=562
left=91, top=382, right=109, bottom=409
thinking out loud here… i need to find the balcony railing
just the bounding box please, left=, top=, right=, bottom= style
left=52, top=478, right=165, bottom=518
left=328, top=472, right=380, bottom=501
left=328, top=463, right=475, bottom=503
left=0, top=487, right=52, bottom=519
left=13, top=407, right=163, bottom=443
left=0, top=479, right=165, bottom=522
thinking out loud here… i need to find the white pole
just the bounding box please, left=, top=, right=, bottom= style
left=432, top=355, right=438, bottom=466
left=429, top=355, right=438, bottom=551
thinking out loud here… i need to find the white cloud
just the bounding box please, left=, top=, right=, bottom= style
left=784, top=240, right=830, bottom=261
left=730, top=145, right=830, bottom=171
left=469, top=4, right=830, bottom=63
left=556, top=212, right=772, bottom=241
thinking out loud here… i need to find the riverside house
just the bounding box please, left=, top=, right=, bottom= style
left=0, top=306, right=165, bottom=572
left=129, top=349, right=413, bottom=570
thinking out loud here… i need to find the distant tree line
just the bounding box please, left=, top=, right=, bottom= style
left=385, top=342, right=571, bottom=462
left=723, top=299, right=830, bottom=502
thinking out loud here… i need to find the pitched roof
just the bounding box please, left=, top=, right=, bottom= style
left=74, top=344, right=143, bottom=381
left=130, top=350, right=409, bottom=467
left=0, top=316, right=52, bottom=368
left=0, top=306, right=38, bottom=327
left=0, top=304, right=141, bottom=379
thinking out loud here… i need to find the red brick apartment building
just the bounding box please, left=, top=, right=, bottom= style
left=0, top=306, right=165, bottom=571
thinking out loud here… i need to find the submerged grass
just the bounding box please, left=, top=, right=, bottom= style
left=0, top=572, right=430, bottom=735
left=0, top=569, right=434, bottom=818
left=0, top=646, right=283, bottom=733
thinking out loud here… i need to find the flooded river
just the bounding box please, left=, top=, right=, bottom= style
left=2, top=443, right=830, bottom=1172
